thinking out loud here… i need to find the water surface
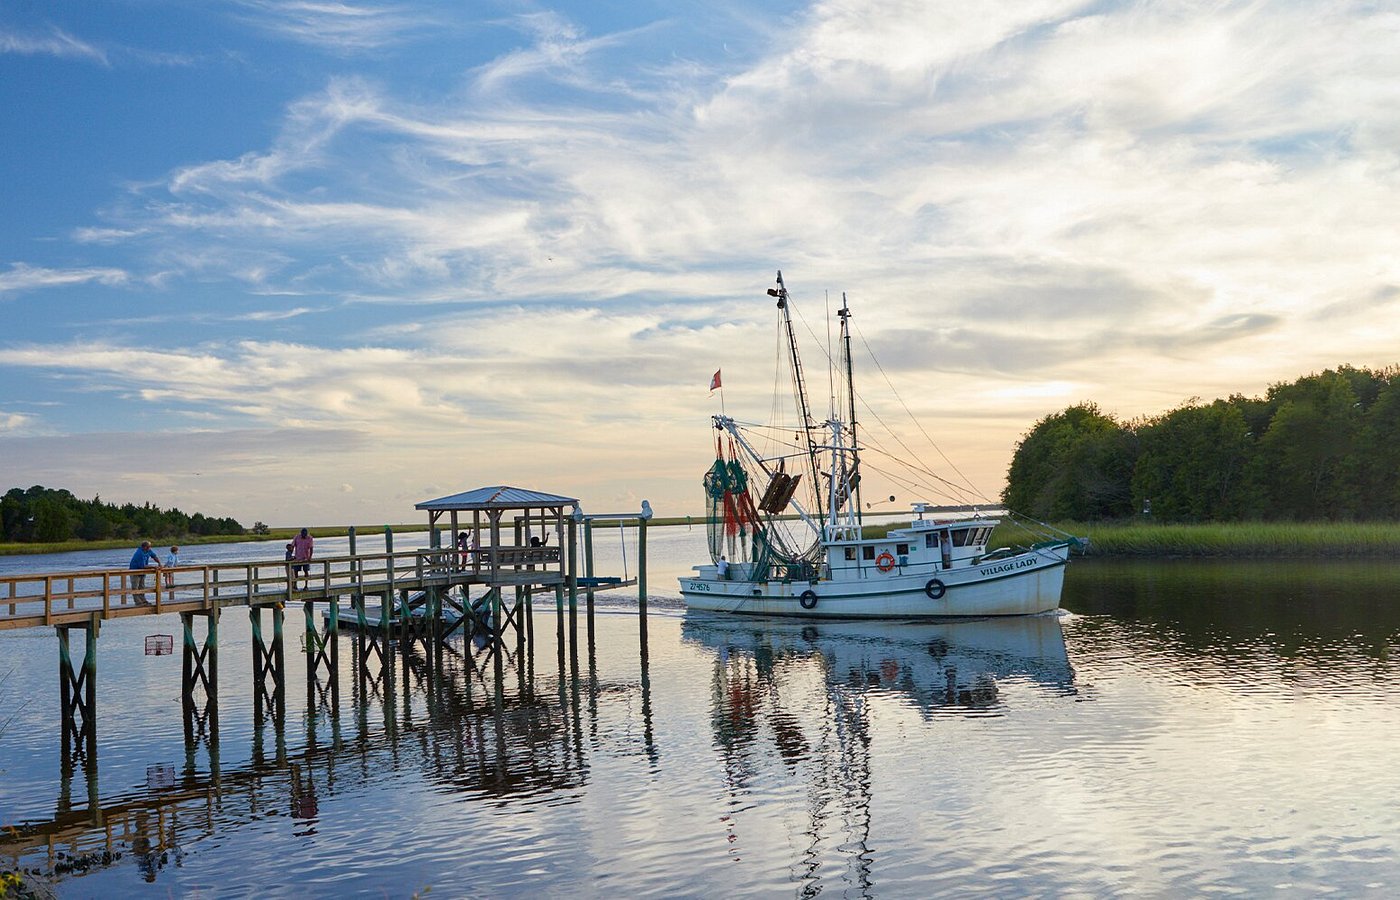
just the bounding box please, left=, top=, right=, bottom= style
left=2, top=533, right=1398, bottom=896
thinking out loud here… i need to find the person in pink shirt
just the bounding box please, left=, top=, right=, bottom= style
left=291, top=527, right=314, bottom=589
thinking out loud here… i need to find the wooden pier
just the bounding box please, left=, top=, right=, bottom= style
left=0, top=486, right=653, bottom=767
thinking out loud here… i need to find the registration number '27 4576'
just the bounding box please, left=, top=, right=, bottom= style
left=685, top=582, right=711, bottom=592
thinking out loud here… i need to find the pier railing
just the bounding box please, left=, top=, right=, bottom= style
left=0, top=544, right=565, bottom=631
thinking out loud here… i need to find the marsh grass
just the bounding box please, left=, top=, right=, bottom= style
left=1055, top=520, right=1400, bottom=558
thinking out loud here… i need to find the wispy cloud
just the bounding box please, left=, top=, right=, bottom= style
left=0, top=26, right=108, bottom=64
left=0, top=264, right=128, bottom=296
left=230, top=1, right=439, bottom=52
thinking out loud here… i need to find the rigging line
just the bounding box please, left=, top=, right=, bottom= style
left=1003, top=509, right=1076, bottom=540
left=851, top=404, right=992, bottom=503
left=851, top=376, right=993, bottom=504
left=849, top=318, right=987, bottom=501
left=857, top=458, right=972, bottom=508
left=859, top=449, right=987, bottom=507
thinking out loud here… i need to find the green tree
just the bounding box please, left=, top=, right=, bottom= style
left=30, top=496, right=73, bottom=542
left=1352, top=370, right=1400, bottom=517
left=1131, top=400, right=1252, bottom=521
left=1249, top=371, right=1362, bottom=519
left=1003, top=403, right=1136, bottom=521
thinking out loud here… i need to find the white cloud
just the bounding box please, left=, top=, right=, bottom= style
left=0, top=26, right=108, bottom=64
left=230, top=1, right=439, bottom=51
left=0, top=411, right=35, bottom=433
left=0, top=263, right=129, bottom=296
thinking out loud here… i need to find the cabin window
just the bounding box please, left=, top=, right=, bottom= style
left=975, top=528, right=991, bottom=545
left=863, top=546, right=876, bottom=560
left=951, top=529, right=972, bottom=547
left=844, top=548, right=856, bottom=560
left=896, top=543, right=909, bottom=555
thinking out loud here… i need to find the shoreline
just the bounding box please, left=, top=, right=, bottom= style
left=8, top=518, right=1398, bottom=559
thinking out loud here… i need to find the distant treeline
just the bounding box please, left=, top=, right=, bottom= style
left=1, top=486, right=244, bottom=543
left=1003, top=365, right=1400, bottom=523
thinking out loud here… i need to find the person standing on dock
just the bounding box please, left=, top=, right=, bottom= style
left=129, top=540, right=160, bottom=604
left=164, top=545, right=179, bottom=589
left=292, top=527, right=314, bottom=589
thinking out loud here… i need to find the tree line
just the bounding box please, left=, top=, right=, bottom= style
left=1, top=486, right=244, bottom=543
left=1002, top=365, right=1400, bottom=523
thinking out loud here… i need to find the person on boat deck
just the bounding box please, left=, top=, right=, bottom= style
left=717, top=555, right=729, bottom=579
left=129, top=541, right=160, bottom=603
left=292, top=527, right=314, bottom=588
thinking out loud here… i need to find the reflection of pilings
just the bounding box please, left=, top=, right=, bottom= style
left=180, top=609, right=220, bottom=756
left=55, top=754, right=101, bottom=829
left=56, top=615, right=98, bottom=764
left=639, top=632, right=656, bottom=764
left=10, top=622, right=656, bottom=885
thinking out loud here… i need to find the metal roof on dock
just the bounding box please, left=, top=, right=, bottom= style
left=414, top=486, right=579, bottom=511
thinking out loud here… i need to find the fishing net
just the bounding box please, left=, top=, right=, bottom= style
left=704, top=439, right=822, bottom=581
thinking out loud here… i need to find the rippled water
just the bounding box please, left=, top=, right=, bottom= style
left=3, top=533, right=1400, bottom=896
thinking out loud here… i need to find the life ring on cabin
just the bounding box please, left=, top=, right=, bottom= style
left=799, top=590, right=819, bottom=609
left=875, top=552, right=896, bottom=572
left=924, top=578, right=947, bottom=600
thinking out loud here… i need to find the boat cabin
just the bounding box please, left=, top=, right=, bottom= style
left=825, top=515, right=1001, bottom=579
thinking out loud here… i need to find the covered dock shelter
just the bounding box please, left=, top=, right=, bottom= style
left=416, top=485, right=579, bottom=584
left=415, top=486, right=582, bottom=655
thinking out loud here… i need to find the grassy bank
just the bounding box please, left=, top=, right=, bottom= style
left=1056, top=520, right=1400, bottom=558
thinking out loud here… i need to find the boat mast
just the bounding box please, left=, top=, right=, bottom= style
left=769, top=271, right=826, bottom=526
left=839, top=294, right=863, bottom=526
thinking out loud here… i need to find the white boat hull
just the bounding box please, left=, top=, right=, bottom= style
left=679, top=544, right=1069, bottom=618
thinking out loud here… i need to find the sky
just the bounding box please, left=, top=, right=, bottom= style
left=2, top=0, right=1399, bottom=527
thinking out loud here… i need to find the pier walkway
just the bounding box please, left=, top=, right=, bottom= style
left=0, top=544, right=561, bottom=632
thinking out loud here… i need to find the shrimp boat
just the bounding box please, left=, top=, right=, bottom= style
left=678, top=272, right=1080, bottom=619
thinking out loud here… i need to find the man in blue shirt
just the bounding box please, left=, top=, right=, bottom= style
left=129, top=540, right=160, bottom=603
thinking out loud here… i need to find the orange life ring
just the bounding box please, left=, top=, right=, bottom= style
left=875, top=551, right=896, bottom=572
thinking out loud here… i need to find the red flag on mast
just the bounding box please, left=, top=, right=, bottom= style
left=710, top=369, right=722, bottom=391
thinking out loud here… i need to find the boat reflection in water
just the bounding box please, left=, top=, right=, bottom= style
left=680, top=613, right=1077, bottom=895
left=682, top=612, right=1076, bottom=718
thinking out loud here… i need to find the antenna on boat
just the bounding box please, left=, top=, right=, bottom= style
left=839, top=293, right=862, bottom=525
left=767, top=271, right=825, bottom=525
